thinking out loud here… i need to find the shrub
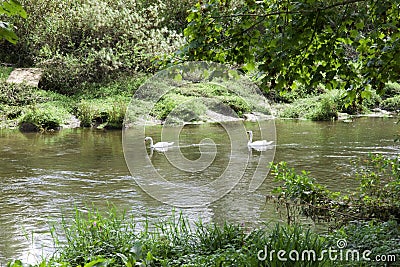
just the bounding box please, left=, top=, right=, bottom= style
left=19, top=104, right=70, bottom=131
left=361, top=89, right=382, bottom=109
left=152, top=93, right=190, bottom=120
left=215, top=95, right=251, bottom=117
left=381, top=95, right=400, bottom=111
left=0, top=66, right=13, bottom=80
left=76, top=96, right=129, bottom=128
left=0, top=82, right=43, bottom=106
left=278, top=90, right=344, bottom=120
left=382, top=82, right=400, bottom=99
left=328, top=220, right=400, bottom=266
left=307, top=91, right=340, bottom=120
left=2, top=0, right=186, bottom=93
left=166, top=100, right=208, bottom=123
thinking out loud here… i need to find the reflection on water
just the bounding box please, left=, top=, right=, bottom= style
left=0, top=117, right=399, bottom=263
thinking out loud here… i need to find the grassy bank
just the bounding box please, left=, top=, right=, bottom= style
left=0, top=71, right=147, bottom=131
left=2, top=69, right=399, bottom=131
left=0, top=64, right=273, bottom=130
left=273, top=82, right=400, bottom=120
left=7, top=207, right=399, bottom=267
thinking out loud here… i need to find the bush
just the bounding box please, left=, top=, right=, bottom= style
left=76, top=96, right=129, bottom=128
left=361, top=89, right=382, bottom=109
left=166, top=99, right=208, bottom=123
left=382, top=82, right=400, bottom=99
left=9, top=208, right=333, bottom=267
left=328, top=220, right=400, bottom=266
left=278, top=90, right=343, bottom=120
left=0, top=66, right=13, bottom=80
left=19, top=104, right=71, bottom=131
left=381, top=95, right=400, bottom=111
left=307, top=92, right=340, bottom=120
left=0, top=82, right=44, bottom=106
left=2, top=0, right=186, bottom=93
left=152, top=93, right=190, bottom=120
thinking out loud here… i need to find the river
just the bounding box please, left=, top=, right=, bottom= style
left=0, top=117, right=399, bottom=264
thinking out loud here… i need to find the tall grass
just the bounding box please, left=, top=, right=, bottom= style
left=8, top=207, right=336, bottom=267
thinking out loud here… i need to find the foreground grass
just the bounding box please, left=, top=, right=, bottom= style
left=6, top=207, right=399, bottom=267
left=7, top=208, right=326, bottom=267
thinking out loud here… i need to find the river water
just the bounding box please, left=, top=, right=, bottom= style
left=0, top=117, right=399, bottom=264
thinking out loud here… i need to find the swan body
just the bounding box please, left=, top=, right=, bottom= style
left=246, top=131, right=273, bottom=147
left=144, top=137, right=174, bottom=149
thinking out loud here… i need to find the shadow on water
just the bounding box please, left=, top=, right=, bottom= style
left=0, top=117, right=399, bottom=263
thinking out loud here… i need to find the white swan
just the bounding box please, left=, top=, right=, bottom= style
left=246, top=130, right=273, bottom=147
left=144, top=136, right=174, bottom=149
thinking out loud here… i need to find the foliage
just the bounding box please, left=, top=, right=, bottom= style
left=0, top=82, right=45, bottom=106
left=0, top=0, right=26, bottom=44
left=270, top=82, right=324, bottom=103
left=19, top=103, right=70, bottom=131
left=269, top=161, right=341, bottom=224
left=152, top=93, right=191, bottom=120
left=8, top=208, right=335, bottom=267
left=0, top=74, right=145, bottom=130
left=277, top=90, right=343, bottom=120
left=381, top=95, right=400, bottom=112
left=51, top=206, right=138, bottom=267
left=270, top=154, right=400, bottom=225
left=0, top=66, right=13, bottom=80
left=0, top=0, right=185, bottom=92
left=382, top=82, right=400, bottom=99
left=0, top=81, right=75, bottom=128
left=151, top=80, right=265, bottom=122
left=352, top=154, right=400, bottom=221
left=76, top=74, right=148, bottom=99
left=76, top=96, right=129, bottom=129
left=182, top=0, right=400, bottom=104
left=328, top=220, right=400, bottom=266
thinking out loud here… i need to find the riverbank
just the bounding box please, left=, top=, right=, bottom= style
left=1, top=66, right=398, bottom=132
left=6, top=208, right=400, bottom=267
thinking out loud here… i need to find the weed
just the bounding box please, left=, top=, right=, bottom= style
left=19, top=104, right=71, bottom=131
left=8, top=207, right=336, bottom=267
left=381, top=95, right=400, bottom=112
left=382, top=82, right=400, bottom=99
left=76, top=96, right=129, bottom=128
left=278, top=90, right=344, bottom=120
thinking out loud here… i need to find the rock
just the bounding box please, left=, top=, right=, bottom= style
left=61, top=115, right=81, bottom=129
left=6, top=68, right=43, bottom=87
left=204, top=110, right=243, bottom=122
left=243, top=113, right=258, bottom=122
left=19, top=122, right=39, bottom=132
left=244, top=112, right=275, bottom=121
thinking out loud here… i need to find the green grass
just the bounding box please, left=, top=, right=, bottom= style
left=19, top=103, right=71, bottom=131
left=7, top=207, right=338, bottom=267
left=380, top=95, right=400, bottom=112
left=0, top=66, right=13, bottom=80
left=277, top=90, right=343, bottom=120
left=76, top=96, right=129, bottom=128
left=0, top=75, right=143, bottom=130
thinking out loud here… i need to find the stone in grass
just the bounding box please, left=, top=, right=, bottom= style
left=6, top=68, right=43, bottom=87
